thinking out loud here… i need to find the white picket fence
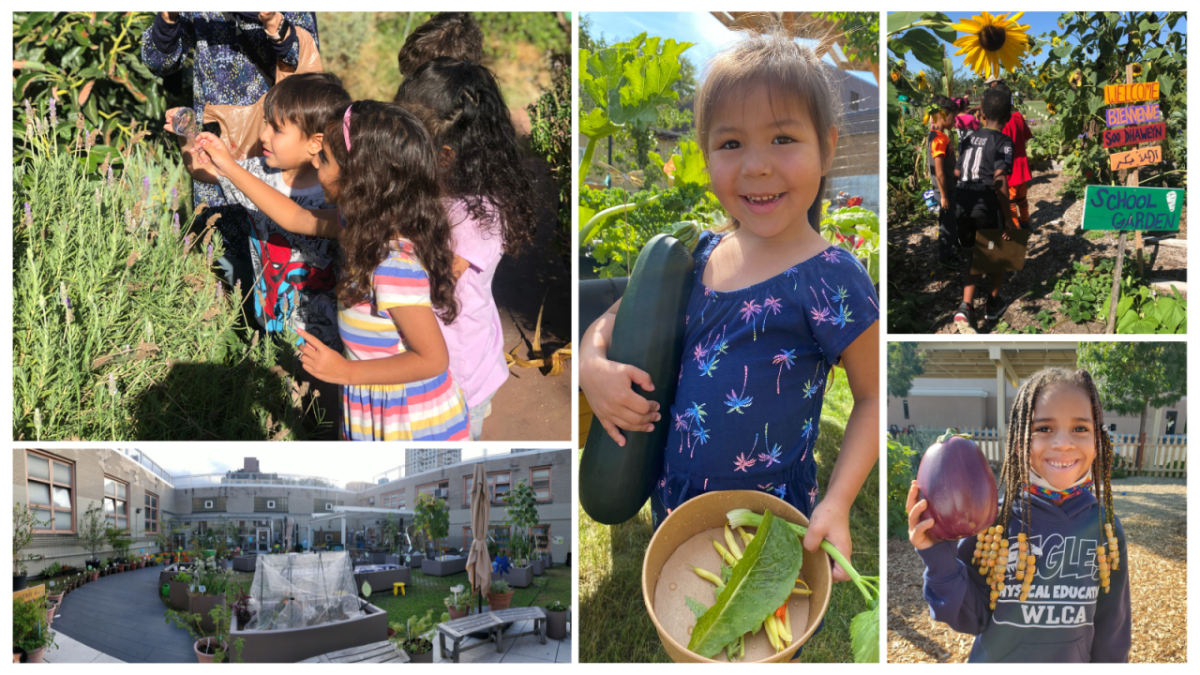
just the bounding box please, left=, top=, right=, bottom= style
left=952, top=428, right=1187, bottom=478
left=893, top=428, right=1187, bottom=478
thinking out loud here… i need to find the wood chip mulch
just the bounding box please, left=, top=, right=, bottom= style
left=886, top=477, right=1186, bottom=663
left=888, top=168, right=1187, bottom=334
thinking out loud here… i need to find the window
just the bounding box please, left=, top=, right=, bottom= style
left=489, top=524, right=511, bottom=553
left=325, top=502, right=334, bottom=511
left=463, top=475, right=474, bottom=507
left=325, top=534, right=333, bottom=542
left=1166, top=410, right=1178, bottom=435
left=850, top=90, right=861, bottom=112
left=267, top=500, right=276, bottom=509
left=418, top=481, right=448, bottom=499
left=26, top=451, right=75, bottom=533
left=205, top=500, right=214, bottom=509
left=531, top=524, right=550, bottom=551
left=487, top=472, right=511, bottom=503
left=104, top=476, right=129, bottom=530
left=903, top=400, right=910, bottom=420
left=463, top=527, right=473, bottom=551
left=530, top=467, right=551, bottom=502
left=145, top=492, right=159, bottom=534
left=382, top=491, right=403, bottom=509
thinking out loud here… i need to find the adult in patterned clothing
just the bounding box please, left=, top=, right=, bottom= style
left=141, top=11, right=320, bottom=292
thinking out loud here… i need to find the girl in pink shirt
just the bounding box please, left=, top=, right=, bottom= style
left=396, top=57, right=538, bottom=439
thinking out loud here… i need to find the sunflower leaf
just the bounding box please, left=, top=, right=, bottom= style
left=894, top=29, right=945, bottom=73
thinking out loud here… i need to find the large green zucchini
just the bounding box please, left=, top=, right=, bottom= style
left=580, top=224, right=699, bottom=524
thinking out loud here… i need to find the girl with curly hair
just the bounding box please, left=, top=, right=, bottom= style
left=191, top=100, right=469, bottom=441
left=395, top=57, right=538, bottom=440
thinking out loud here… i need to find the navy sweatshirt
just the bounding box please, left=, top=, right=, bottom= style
left=917, top=490, right=1131, bottom=662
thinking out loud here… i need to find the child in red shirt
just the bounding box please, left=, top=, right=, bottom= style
left=995, top=85, right=1033, bottom=228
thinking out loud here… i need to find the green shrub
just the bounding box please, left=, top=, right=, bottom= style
left=13, top=104, right=323, bottom=440
left=886, top=436, right=918, bottom=540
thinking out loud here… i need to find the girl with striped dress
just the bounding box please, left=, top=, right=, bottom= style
left=190, top=100, right=469, bottom=440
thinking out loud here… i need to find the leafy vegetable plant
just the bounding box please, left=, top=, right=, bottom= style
left=727, top=508, right=880, bottom=663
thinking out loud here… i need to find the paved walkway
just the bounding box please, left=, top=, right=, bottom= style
left=44, top=633, right=124, bottom=663
left=49, top=567, right=195, bottom=663
left=433, top=619, right=572, bottom=664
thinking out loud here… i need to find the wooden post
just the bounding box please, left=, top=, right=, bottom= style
left=1105, top=64, right=1142, bottom=334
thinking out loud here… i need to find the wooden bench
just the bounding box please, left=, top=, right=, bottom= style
left=298, top=640, right=410, bottom=664
left=491, top=607, right=548, bottom=650
left=436, top=613, right=504, bottom=663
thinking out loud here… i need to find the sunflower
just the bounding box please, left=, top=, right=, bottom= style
left=1131, top=63, right=1144, bottom=76
left=891, top=70, right=901, bottom=83
left=951, top=12, right=1032, bottom=79
left=1069, top=70, right=1083, bottom=87
left=1047, top=103, right=1057, bottom=116
left=1041, top=71, right=1050, bottom=84
left=1029, top=79, right=1038, bottom=89
left=916, top=70, right=928, bottom=90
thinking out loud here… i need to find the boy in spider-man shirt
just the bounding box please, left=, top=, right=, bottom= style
left=171, top=72, right=348, bottom=353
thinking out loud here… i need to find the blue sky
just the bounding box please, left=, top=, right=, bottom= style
left=894, top=11, right=1188, bottom=76
left=583, top=12, right=877, bottom=85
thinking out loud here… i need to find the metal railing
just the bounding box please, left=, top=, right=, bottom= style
left=172, top=472, right=347, bottom=491
left=364, top=448, right=520, bottom=490
left=116, top=449, right=174, bottom=485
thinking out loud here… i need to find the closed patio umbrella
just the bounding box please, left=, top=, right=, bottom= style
left=466, top=462, right=491, bottom=614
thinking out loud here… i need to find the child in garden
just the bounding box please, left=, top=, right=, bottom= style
left=995, top=84, right=1034, bottom=230
left=190, top=101, right=470, bottom=441
left=395, top=58, right=537, bottom=440
left=926, top=95, right=962, bottom=270
left=580, top=30, right=880, bottom=583
left=906, top=368, right=1131, bottom=662
left=396, top=12, right=484, bottom=81
left=170, top=72, right=348, bottom=353
left=952, top=87, right=1016, bottom=332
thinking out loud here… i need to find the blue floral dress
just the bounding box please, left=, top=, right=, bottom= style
left=653, top=230, right=879, bottom=527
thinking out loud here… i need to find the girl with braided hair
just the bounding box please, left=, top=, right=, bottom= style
left=906, top=368, right=1131, bottom=662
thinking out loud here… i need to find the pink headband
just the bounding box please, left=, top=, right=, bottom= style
left=343, top=105, right=352, bottom=151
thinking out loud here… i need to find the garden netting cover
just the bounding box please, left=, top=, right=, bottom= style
left=246, top=552, right=364, bottom=630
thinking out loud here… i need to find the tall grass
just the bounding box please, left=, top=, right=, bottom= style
left=12, top=105, right=324, bottom=440
left=579, top=372, right=880, bottom=662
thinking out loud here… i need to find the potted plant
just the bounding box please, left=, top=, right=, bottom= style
left=12, top=504, right=39, bottom=592
left=44, top=598, right=58, bottom=626
left=544, top=601, right=569, bottom=640
left=189, top=558, right=230, bottom=632
left=487, top=579, right=514, bottom=612
left=389, top=609, right=439, bottom=664
left=169, top=570, right=194, bottom=611
left=444, top=585, right=471, bottom=620
left=230, top=587, right=255, bottom=631
left=502, top=481, right=540, bottom=587
left=14, top=595, right=56, bottom=663
left=165, top=603, right=244, bottom=664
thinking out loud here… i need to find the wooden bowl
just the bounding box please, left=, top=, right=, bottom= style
left=642, top=490, right=832, bottom=663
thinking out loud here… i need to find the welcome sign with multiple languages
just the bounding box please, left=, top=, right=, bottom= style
left=1102, top=122, right=1167, bottom=148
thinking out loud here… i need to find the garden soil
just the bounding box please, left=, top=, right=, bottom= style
left=888, top=167, right=1187, bottom=334
left=886, top=477, right=1186, bottom=663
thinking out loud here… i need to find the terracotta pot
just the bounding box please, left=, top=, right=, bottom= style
left=387, top=627, right=396, bottom=640
left=47, top=592, right=64, bottom=604
left=90, top=571, right=99, bottom=582
left=25, top=647, right=45, bottom=664
left=45, top=603, right=57, bottom=626
left=447, top=605, right=470, bottom=620
left=194, top=638, right=226, bottom=664
left=642, top=490, right=832, bottom=663
left=546, top=609, right=569, bottom=640
left=487, top=591, right=514, bottom=611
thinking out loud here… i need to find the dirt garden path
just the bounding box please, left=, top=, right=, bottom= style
left=888, top=167, right=1187, bottom=334
left=886, top=477, right=1187, bottom=663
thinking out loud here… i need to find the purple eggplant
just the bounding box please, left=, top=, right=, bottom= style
left=916, top=430, right=998, bottom=540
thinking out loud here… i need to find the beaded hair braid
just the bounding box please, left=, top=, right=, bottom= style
left=971, top=368, right=1119, bottom=609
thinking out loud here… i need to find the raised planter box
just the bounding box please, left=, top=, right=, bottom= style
left=232, top=555, right=259, bottom=573
left=384, top=555, right=406, bottom=567
left=532, top=559, right=545, bottom=576
left=169, top=580, right=191, bottom=611
left=369, top=551, right=387, bottom=565
left=230, top=600, right=389, bottom=663
left=501, top=565, right=534, bottom=589
left=353, top=567, right=411, bottom=595
left=408, top=554, right=426, bottom=568
left=190, top=594, right=226, bottom=633
left=421, top=556, right=467, bottom=577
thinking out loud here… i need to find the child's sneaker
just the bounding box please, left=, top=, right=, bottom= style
left=938, top=256, right=965, bottom=272
left=954, top=302, right=976, bottom=334
left=985, top=295, right=1007, bottom=322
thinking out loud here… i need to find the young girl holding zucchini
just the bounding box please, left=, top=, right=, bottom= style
left=580, top=30, right=880, bottom=582
left=907, top=368, right=1131, bottom=662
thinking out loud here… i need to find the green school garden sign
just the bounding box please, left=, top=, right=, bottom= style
left=1082, top=186, right=1185, bottom=231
